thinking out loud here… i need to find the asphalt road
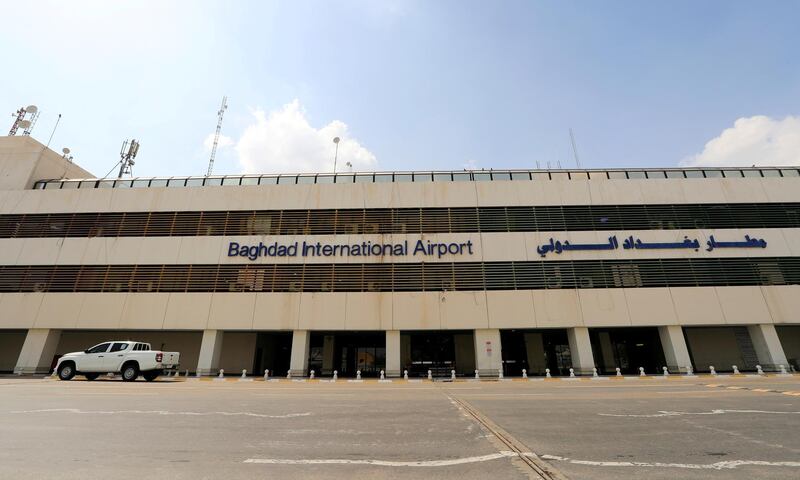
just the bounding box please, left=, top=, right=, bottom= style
left=0, top=375, right=798, bottom=479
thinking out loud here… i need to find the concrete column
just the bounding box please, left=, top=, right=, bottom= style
left=289, top=330, right=310, bottom=377
left=385, top=330, right=401, bottom=377
left=321, top=335, right=335, bottom=375
left=474, top=329, right=502, bottom=376
left=567, top=327, right=594, bottom=375
left=196, top=330, right=224, bottom=376
left=658, top=325, right=693, bottom=373
left=597, top=331, right=616, bottom=373
left=14, top=329, right=61, bottom=375
left=748, top=324, right=789, bottom=371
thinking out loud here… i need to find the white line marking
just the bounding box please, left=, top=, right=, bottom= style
left=599, top=409, right=800, bottom=418
left=9, top=408, right=311, bottom=419
left=244, top=451, right=518, bottom=467
left=540, top=454, right=800, bottom=470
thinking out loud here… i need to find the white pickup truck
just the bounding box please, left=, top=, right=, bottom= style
left=55, top=341, right=180, bottom=382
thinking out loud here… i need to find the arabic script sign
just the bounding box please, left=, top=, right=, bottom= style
left=536, top=235, right=767, bottom=257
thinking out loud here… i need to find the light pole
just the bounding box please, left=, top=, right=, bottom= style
left=332, top=137, right=340, bottom=173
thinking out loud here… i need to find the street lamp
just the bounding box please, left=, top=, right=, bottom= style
left=332, top=137, right=340, bottom=173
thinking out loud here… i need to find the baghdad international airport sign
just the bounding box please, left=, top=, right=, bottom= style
left=227, top=234, right=767, bottom=261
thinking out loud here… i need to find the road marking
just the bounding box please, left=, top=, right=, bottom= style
left=9, top=408, right=311, bottom=419
left=599, top=409, right=800, bottom=418
left=540, top=454, right=800, bottom=470
left=244, top=451, right=519, bottom=467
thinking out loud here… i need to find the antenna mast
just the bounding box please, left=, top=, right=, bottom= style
left=207, top=96, right=228, bottom=176
left=569, top=128, right=581, bottom=169
left=118, top=139, right=139, bottom=178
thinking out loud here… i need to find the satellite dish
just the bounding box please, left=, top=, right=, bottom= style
left=19, top=120, right=32, bottom=129
left=62, top=147, right=71, bottom=155
left=333, top=137, right=340, bottom=144
left=25, top=105, right=38, bottom=114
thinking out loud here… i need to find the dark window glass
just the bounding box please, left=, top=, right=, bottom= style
left=110, top=342, right=129, bottom=352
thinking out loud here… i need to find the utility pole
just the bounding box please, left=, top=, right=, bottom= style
left=569, top=128, right=582, bottom=169
left=207, top=96, right=228, bottom=176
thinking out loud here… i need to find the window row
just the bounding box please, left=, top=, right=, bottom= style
left=1, top=203, right=799, bottom=239
left=1, top=257, right=797, bottom=293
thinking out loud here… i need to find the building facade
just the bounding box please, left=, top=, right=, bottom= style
left=2, top=135, right=799, bottom=377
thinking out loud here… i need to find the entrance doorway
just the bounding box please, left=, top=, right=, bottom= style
left=500, top=329, right=572, bottom=377
left=308, top=332, right=385, bottom=377
left=589, top=327, right=666, bottom=375
left=402, top=331, right=475, bottom=377
left=252, top=332, right=292, bottom=377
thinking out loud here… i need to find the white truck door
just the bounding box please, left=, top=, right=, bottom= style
left=79, top=343, right=112, bottom=372
left=104, top=342, right=131, bottom=371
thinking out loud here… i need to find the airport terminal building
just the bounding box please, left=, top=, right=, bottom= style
left=2, top=135, right=799, bottom=378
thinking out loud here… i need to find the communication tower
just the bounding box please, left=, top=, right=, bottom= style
left=8, top=105, right=38, bottom=136
left=118, top=139, right=139, bottom=178
left=207, top=96, right=228, bottom=176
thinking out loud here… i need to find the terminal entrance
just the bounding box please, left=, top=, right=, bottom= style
left=401, top=331, right=475, bottom=377
left=500, top=329, right=572, bottom=377
left=252, top=332, right=292, bottom=378
left=684, top=326, right=759, bottom=373
left=308, top=332, right=385, bottom=377
left=589, top=327, right=666, bottom=375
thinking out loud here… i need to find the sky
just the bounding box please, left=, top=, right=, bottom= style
left=1, top=0, right=798, bottom=178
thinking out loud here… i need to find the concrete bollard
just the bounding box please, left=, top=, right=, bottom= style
left=569, top=368, right=575, bottom=378
left=310, top=370, right=315, bottom=379
left=498, top=370, right=504, bottom=379
left=356, top=370, right=362, bottom=380
left=218, top=369, right=224, bottom=378
left=756, top=365, right=764, bottom=375
left=287, top=370, right=292, bottom=379
left=264, top=369, right=269, bottom=380
left=732, top=365, right=740, bottom=375
left=241, top=369, right=247, bottom=379
left=184, top=369, right=189, bottom=378
left=475, top=369, right=480, bottom=379
left=522, top=369, right=528, bottom=379
left=662, top=367, right=669, bottom=377
left=333, top=370, right=338, bottom=381
left=196, top=369, right=201, bottom=378
left=403, top=370, right=408, bottom=380
left=710, top=366, right=717, bottom=376
left=451, top=370, right=456, bottom=380
left=545, top=368, right=551, bottom=378
left=779, top=365, right=788, bottom=375
left=615, top=367, right=622, bottom=377
left=639, top=367, right=645, bottom=377
left=380, top=370, right=385, bottom=380
left=428, top=369, right=433, bottom=381
left=592, top=367, right=599, bottom=378
left=686, top=366, right=694, bottom=376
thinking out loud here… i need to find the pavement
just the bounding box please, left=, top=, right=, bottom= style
left=0, top=375, right=799, bottom=479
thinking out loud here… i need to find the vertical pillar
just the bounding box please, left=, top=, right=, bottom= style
left=474, top=329, right=502, bottom=376
left=747, top=324, right=789, bottom=371
left=658, top=325, right=692, bottom=373
left=321, top=335, right=335, bottom=375
left=196, top=330, right=224, bottom=376
left=385, top=330, right=401, bottom=377
left=289, top=330, right=310, bottom=377
left=597, top=332, right=616, bottom=373
left=14, top=329, right=61, bottom=375
left=567, top=327, right=594, bottom=375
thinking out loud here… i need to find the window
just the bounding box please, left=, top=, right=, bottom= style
left=646, top=171, right=667, bottom=179
left=433, top=173, right=452, bottom=182
left=110, top=342, right=129, bottom=352
left=780, top=169, right=799, bottom=177
left=473, top=172, right=491, bottom=181
left=241, top=176, right=259, bottom=186
left=413, top=173, right=432, bottom=182
left=316, top=175, right=335, bottom=184
left=375, top=174, right=393, bottom=183
left=167, top=178, right=186, bottom=187
left=132, top=179, right=151, bottom=188
left=684, top=170, right=704, bottom=178
left=355, top=174, right=374, bottom=183
left=150, top=179, right=168, bottom=187
left=452, top=173, right=471, bottom=181
left=78, top=180, right=97, bottom=189
left=761, top=169, right=781, bottom=178
left=627, top=171, right=646, bottom=179
left=742, top=169, right=762, bottom=178
left=394, top=174, right=412, bottom=182
left=510, top=172, right=530, bottom=181
left=665, top=170, right=685, bottom=179
left=97, top=180, right=115, bottom=189
left=259, top=176, right=278, bottom=185
left=87, top=343, right=111, bottom=354
left=335, top=174, right=354, bottom=183
left=185, top=178, right=204, bottom=187
left=491, top=172, right=512, bottom=181
left=297, top=175, right=316, bottom=184
left=607, top=171, right=627, bottom=179
left=114, top=180, right=132, bottom=188
left=222, top=177, right=241, bottom=186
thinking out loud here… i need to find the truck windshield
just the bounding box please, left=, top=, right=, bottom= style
left=86, top=343, right=110, bottom=354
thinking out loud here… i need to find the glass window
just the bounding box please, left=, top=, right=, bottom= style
left=433, top=173, right=452, bottom=182
left=491, top=172, right=511, bottom=181
left=627, top=171, right=646, bottom=179
left=109, top=342, right=129, bottom=353
left=132, top=179, right=151, bottom=188
left=607, top=171, right=627, bottom=179
left=78, top=180, right=97, bottom=189
left=706, top=170, right=725, bottom=178
left=87, top=343, right=111, bottom=354
left=355, top=174, right=373, bottom=183
left=222, top=176, right=241, bottom=186
left=97, top=180, right=115, bottom=188
left=645, top=171, right=667, bottom=179
left=761, top=169, right=780, bottom=178
left=684, top=170, right=704, bottom=178
left=413, top=173, right=432, bottom=182
left=150, top=179, right=168, bottom=187
left=721, top=170, right=741, bottom=178
left=473, top=172, right=491, bottom=181
left=452, top=172, right=471, bottom=181
left=780, top=169, right=799, bottom=177
left=394, top=173, right=412, bottom=182
left=33, top=181, right=46, bottom=190
left=567, top=172, right=588, bottom=180
left=742, top=169, right=762, bottom=178
left=241, top=176, right=259, bottom=186
left=296, top=175, right=315, bottom=184
left=185, top=178, right=204, bottom=187
left=316, top=175, right=334, bottom=184
left=374, top=174, right=393, bottom=183
left=665, top=170, right=685, bottom=179
left=167, top=178, right=185, bottom=187
left=335, top=174, right=354, bottom=183
left=259, top=176, right=278, bottom=185
left=114, top=180, right=132, bottom=188
left=60, top=181, right=79, bottom=189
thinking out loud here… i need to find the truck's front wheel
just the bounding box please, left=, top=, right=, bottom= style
left=121, top=363, right=139, bottom=382
left=143, top=371, right=160, bottom=382
left=57, top=363, right=75, bottom=381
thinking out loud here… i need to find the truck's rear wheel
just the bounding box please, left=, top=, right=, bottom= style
left=84, top=373, right=99, bottom=381
left=121, top=363, right=139, bottom=382
left=57, top=363, right=75, bottom=381
left=143, top=371, right=160, bottom=382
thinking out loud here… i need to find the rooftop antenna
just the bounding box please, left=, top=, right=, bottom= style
left=332, top=137, right=341, bottom=173
left=46, top=114, right=62, bottom=149
left=8, top=105, right=38, bottom=136
left=61, top=147, right=73, bottom=163
left=207, top=96, right=228, bottom=176
left=118, top=139, right=139, bottom=178
left=569, top=128, right=582, bottom=169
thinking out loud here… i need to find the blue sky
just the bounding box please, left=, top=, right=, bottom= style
left=2, top=1, right=798, bottom=177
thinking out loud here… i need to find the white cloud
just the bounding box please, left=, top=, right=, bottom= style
left=235, top=100, right=377, bottom=174
left=681, top=115, right=800, bottom=167
left=203, top=133, right=233, bottom=151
